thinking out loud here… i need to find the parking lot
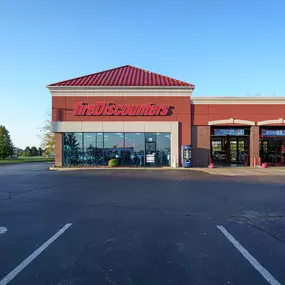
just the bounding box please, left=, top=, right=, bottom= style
left=0, top=163, right=285, bottom=285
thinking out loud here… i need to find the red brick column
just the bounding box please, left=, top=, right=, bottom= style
left=250, top=126, right=259, bottom=167
left=54, top=133, right=63, bottom=167
left=192, top=126, right=210, bottom=167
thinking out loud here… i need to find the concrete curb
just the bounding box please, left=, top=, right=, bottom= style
left=49, top=166, right=197, bottom=171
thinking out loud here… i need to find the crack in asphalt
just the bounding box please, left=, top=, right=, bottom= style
left=87, top=203, right=206, bottom=217
left=247, top=222, right=285, bottom=245
left=160, top=212, right=201, bottom=217
left=3, top=188, right=41, bottom=200
left=230, top=215, right=285, bottom=221
left=229, top=210, right=285, bottom=221
left=1, top=184, right=63, bottom=200
left=227, top=211, right=285, bottom=245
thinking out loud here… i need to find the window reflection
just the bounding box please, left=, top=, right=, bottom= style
left=104, top=133, right=124, bottom=165
left=84, top=133, right=104, bottom=165
left=145, top=133, right=156, bottom=142
left=156, top=133, right=171, bottom=166
left=125, top=133, right=145, bottom=166
left=96, top=133, right=104, bottom=165
left=63, top=133, right=83, bottom=166
left=62, top=132, right=171, bottom=167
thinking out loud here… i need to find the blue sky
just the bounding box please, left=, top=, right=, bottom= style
left=1, top=0, right=285, bottom=148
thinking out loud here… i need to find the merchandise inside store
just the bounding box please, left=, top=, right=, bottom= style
left=63, top=132, right=171, bottom=167
left=260, top=127, right=285, bottom=165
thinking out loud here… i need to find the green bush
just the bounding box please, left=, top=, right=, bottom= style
left=108, top=158, right=119, bottom=167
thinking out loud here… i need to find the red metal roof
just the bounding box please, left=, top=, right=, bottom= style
left=48, top=65, right=194, bottom=87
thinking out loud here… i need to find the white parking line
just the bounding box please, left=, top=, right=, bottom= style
left=0, top=227, right=7, bottom=235
left=0, top=223, right=72, bottom=285
left=217, top=225, right=281, bottom=285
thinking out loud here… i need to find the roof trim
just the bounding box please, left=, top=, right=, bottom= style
left=208, top=118, right=255, bottom=126
left=192, top=97, right=285, bottom=104
left=47, top=85, right=195, bottom=90
left=258, top=118, right=285, bottom=126
left=47, top=86, right=194, bottom=97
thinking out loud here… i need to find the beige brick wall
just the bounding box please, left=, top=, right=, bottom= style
left=55, top=133, right=63, bottom=167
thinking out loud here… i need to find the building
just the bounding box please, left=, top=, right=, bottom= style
left=48, top=65, right=285, bottom=168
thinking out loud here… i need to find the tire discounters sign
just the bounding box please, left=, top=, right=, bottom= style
left=73, top=102, right=170, bottom=116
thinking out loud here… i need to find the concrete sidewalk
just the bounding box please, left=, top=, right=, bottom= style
left=191, top=166, right=285, bottom=176
left=49, top=165, right=285, bottom=176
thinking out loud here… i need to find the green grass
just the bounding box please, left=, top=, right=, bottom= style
left=0, top=156, right=54, bottom=164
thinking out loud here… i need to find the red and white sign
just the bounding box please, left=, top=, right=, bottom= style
left=73, top=102, right=170, bottom=116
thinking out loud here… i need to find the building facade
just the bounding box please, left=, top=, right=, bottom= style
left=48, top=65, right=285, bottom=167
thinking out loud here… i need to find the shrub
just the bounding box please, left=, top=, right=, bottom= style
left=108, top=158, right=119, bottom=167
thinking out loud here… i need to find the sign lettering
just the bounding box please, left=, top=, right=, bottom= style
left=73, top=102, right=170, bottom=116
left=214, top=129, right=245, bottom=136
left=261, top=129, right=285, bottom=137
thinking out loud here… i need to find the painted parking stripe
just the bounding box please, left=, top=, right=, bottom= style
left=217, top=225, right=281, bottom=285
left=0, top=223, right=72, bottom=285
left=0, top=227, right=7, bottom=235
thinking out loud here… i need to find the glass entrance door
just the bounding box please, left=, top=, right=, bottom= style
left=145, top=142, right=156, bottom=165
left=229, top=137, right=249, bottom=164
left=260, top=139, right=285, bottom=165
left=145, top=133, right=156, bottom=166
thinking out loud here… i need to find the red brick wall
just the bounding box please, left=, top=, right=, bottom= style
left=192, top=126, right=210, bottom=167
left=52, top=96, right=192, bottom=145
left=192, top=104, right=285, bottom=125
left=250, top=126, right=260, bottom=166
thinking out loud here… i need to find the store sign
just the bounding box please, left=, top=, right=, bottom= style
left=214, top=128, right=245, bottom=136
left=73, top=102, right=170, bottom=116
left=146, top=154, right=155, bottom=163
left=261, top=129, right=285, bottom=137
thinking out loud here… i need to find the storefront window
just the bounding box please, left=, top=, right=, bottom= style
left=84, top=133, right=96, bottom=150
left=62, top=132, right=172, bottom=167
left=260, top=127, right=285, bottom=165
left=156, top=133, right=171, bottom=166
left=104, top=133, right=124, bottom=165
left=145, top=133, right=156, bottom=142
left=125, top=133, right=145, bottom=166
left=63, top=133, right=83, bottom=166
left=83, top=133, right=104, bottom=166
left=96, top=133, right=104, bottom=165
left=210, top=127, right=249, bottom=165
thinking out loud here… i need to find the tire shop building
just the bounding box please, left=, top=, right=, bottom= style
left=48, top=65, right=285, bottom=168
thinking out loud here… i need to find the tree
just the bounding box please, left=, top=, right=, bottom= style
left=24, top=146, right=32, bottom=156
left=39, top=112, right=55, bottom=156
left=13, top=147, right=23, bottom=158
left=0, top=125, right=14, bottom=159
left=38, top=147, right=43, bottom=156
left=31, top=146, right=39, bottom=156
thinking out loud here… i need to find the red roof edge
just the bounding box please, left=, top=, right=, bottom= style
left=47, top=65, right=195, bottom=87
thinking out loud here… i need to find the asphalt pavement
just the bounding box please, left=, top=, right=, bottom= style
left=0, top=163, right=285, bottom=285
